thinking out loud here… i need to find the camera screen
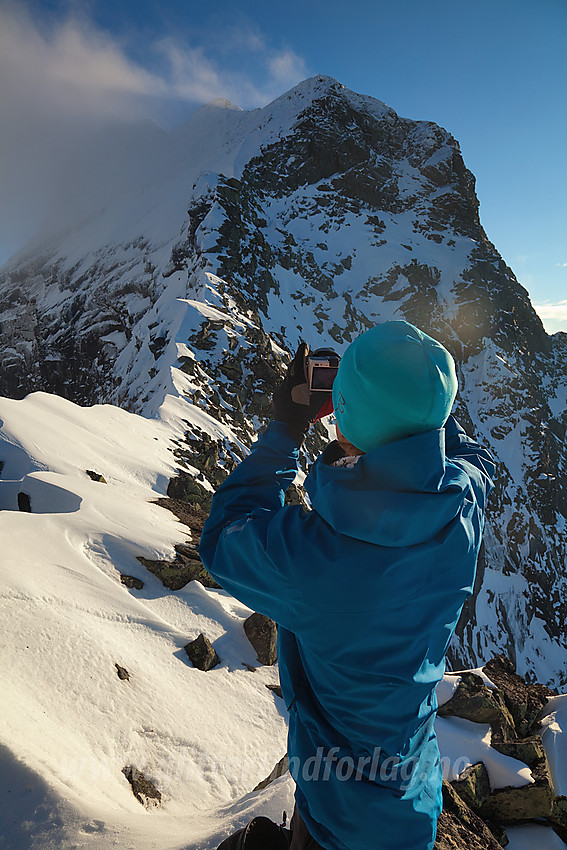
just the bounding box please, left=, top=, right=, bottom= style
left=311, top=365, right=339, bottom=390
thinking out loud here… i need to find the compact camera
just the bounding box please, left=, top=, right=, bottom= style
left=306, top=348, right=341, bottom=392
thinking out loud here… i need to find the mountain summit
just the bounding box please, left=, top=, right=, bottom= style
left=1, top=76, right=566, bottom=688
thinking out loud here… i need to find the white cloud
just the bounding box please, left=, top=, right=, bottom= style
left=533, top=301, right=567, bottom=335
left=555, top=262, right=567, bottom=268
left=0, top=1, right=308, bottom=260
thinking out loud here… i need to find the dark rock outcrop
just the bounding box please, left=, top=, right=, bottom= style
left=114, top=663, right=130, bottom=681
left=17, top=492, right=31, bottom=512
left=120, top=574, right=144, bottom=590
left=244, top=613, right=278, bottom=666
left=434, top=781, right=504, bottom=849
left=122, top=766, right=161, bottom=807
left=184, top=633, right=220, bottom=671
left=483, top=655, right=555, bottom=737
left=438, top=672, right=517, bottom=741
left=137, top=540, right=219, bottom=591
left=86, top=470, right=107, bottom=483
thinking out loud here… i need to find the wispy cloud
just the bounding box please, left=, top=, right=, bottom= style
left=0, top=0, right=308, bottom=260
left=533, top=301, right=567, bottom=334
left=555, top=262, right=567, bottom=268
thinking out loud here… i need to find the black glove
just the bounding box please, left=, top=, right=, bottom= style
left=272, top=343, right=332, bottom=444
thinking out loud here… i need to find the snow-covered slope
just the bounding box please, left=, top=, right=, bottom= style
left=0, top=392, right=293, bottom=848
left=0, top=70, right=566, bottom=742
left=1, top=392, right=566, bottom=849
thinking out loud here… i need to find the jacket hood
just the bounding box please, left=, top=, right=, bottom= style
left=304, top=429, right=470, bottom=548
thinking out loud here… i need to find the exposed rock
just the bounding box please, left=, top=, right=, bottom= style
left=434, top=781, right=504, bottom=849
left=266, top=684, right=283, bottom=699
left=86, top=470, right=107, bottom=483
left=252, top=755, right=289, bottom=792
left=122, top=766, right=161, bottom=808
left=120, top=574, right=144, bottom=590
left=491, top=735, right=547, bottom=768
left=136, top=544, right=219, bottom=591
left=549, top=796, right=567, bottom=843
left=438, top=672, right=516, bottom=741
left=284, top=482, right=310, bottom=508
left=184, top=633, right=220, bottom=671
left=166, top=472, right=212, bottom=511
left=244, top=613, right=278, bottom=666
left=452, top=762, right=491, bottom=811
left=17, top=492, right=31, bottom=512
left=2, top=76, right=567, bottom=690
left=153, top=497, right=209, bottom=536
left=479, top=748, right=554, bottom=824
left=483, top=655, right=555, bottom=737
left=115, top=663, right=130, bottom=681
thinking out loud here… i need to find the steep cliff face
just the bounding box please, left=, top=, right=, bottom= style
left=1, top=75, right=566, bottom=686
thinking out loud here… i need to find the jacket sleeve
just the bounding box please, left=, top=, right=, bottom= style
left=444, top=415, right=496, bottom=508
left=199, top=421, right=308, bottom=628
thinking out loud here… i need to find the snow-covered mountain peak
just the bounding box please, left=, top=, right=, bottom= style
left=1, top=77, right=566, bottom=694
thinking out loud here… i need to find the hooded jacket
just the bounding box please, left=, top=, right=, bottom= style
left=199, top=417, right=495, bottom=850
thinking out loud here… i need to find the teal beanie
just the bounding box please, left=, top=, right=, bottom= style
left=332, top=321, right=458, bottom=452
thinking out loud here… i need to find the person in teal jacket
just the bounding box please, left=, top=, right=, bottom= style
left=200, top=321, right=495, bottom=850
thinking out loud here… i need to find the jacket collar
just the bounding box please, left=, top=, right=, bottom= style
left=305, top=429, right=470, bottom=548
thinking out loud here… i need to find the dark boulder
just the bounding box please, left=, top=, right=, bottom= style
left=184, top=633, right=220, bottom=671
left=120, top=574, right=144, bottom=590
left=122, top=766, right=161, bottom=807
left=244, top=613, right=277, bottom=666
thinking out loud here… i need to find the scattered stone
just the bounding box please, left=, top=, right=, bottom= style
left=266, top=684, right=283, bottom=699
left=122, top=766, right=161, bottom=808
left=120, top=574, right=144, bottom=590
left=86, top=470, right=107, bottom=483
left=244, top=613, right=277, bottom=666
left=434, top=781, right=504, bottom=849
left=115, top=663, right=130, bottom=681
left=452, top=762, right=491, bottom=811
left=438, top=671, right=516, bottom=741
left=483, top=655, right=555, bottom=737
left=253, top=755, right=289, bottom=792
left=242, top=662, right=257, bottom=673
left=17, top=492, right=31, bottom=512
left=184, top=633, right=220, bottom=671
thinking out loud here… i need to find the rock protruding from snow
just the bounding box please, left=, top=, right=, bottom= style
left=184, top=633, right=220, bottom=671
left=120, top=573, right=144, bottom=589
left=244, top=613, right=278, bottom=666
left=438, top=670, right=517, bottom=741
left=122, top=766, right=161, bottom=808
left=435, top=781, right=503, bottom=849
left=483, top=655, right=555, bottom=738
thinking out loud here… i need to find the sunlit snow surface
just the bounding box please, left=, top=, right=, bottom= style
left=1, top=392, right=565, bottom=848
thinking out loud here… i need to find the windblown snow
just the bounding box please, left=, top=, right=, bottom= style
left=1, top=75, right=567, bottom=849
left=0, top=393, right=565, bottom=849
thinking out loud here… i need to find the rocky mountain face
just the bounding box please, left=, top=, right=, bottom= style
left=1, top=75, right=566, bottom=687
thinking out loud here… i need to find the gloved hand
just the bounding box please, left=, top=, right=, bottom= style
left=272, top=343, right=333, bottom=444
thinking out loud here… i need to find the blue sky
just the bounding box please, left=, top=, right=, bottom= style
left=1, top=0, right=565, bottom=329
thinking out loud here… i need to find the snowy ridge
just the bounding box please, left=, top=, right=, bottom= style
left=1, top=391, right=566, bottom=849
left=1, top=77, right=566, bottom=689
left=2, top=74, right=567, bottom=846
